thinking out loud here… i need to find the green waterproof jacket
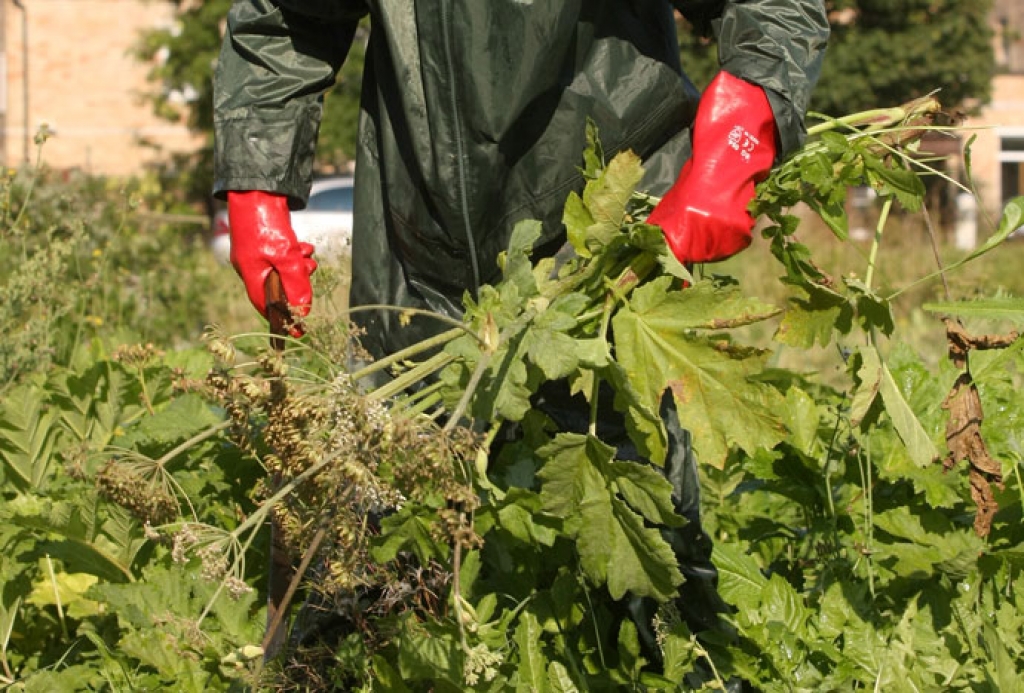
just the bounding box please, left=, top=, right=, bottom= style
left=214, top=1, right=829, bottom=360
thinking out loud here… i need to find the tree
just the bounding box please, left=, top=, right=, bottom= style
left=678, top=1, right=996, bottom=116
left=814, top=0, right=996, bottom=115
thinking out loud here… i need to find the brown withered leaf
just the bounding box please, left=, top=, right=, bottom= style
left=940, top=320, right=1019, bottom=537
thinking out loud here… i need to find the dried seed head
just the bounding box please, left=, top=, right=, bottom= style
left=224, top=575, right=254, bottom=600
left=96, top=460, right=177, bottom=525
left=172, top=523, right=200, bottom=564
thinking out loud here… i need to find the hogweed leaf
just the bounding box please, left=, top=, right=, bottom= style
left=981, top=624, right=1020, bottom=693
left=563, top=192, right=595, bottom=259
left=116, top=393, right=221, bottom=449
left=565, top=150, right=644, bottom=257
left=27, top=571, right=101, bottom=619
left=866, top=157, right=926, bottom=212
left=0, top=383, right=61, bottom=490
left=397, top=621, right=459, bottom=682
left=603, top=359, right=667, bottom=465
left=630, top=277, right=781, bottom=330
left=603, top=500, right=682, bottom=600
left=8, top=495, right=142, bottom=582
left=612, top=281, right=787, bottom=468
left=537, top=434, right=610, bottom=517
left=762, top=574, right=809, bottom=634
left=538, top=434, right=683, bottom=600
left=583, top=151, right=644, bottom=232
left=775, top=284, right=850, bottom=348
left=581, top=119, right=605, bottom=179
left=525, top=293, right=590, bottom=381
left=548, top=661, right=581, bottom=693
left=608, top=459, right=684, bottom=528
left=500, top=219, right=544, bottom=300
left=872, top=507, right=983, bottom=578
left=372, top=505, right=450, bottom=565
left=496, top=489, right=559, bottom=547
left=713, top=543, right=768, bottom=612
left=514, top=611, right=551, bottom=693
left=845, top=277, right=895, bottom=336
left=849, top=348, right=883, bottom=429
left=875, top=348, right=940, bottom=467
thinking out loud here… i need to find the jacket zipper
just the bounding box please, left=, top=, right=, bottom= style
left=439, top=0, right=481, bottom=295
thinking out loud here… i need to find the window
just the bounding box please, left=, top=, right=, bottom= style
left=1000, top=132, right=1024, bottom=235
left=1000, top=134, right=1024, bottom=205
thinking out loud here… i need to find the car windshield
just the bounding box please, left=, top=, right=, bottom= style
left=306, top=184, right=354, bottom=212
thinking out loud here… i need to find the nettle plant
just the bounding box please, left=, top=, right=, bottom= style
left=84, top=97, right=1024, bottom=692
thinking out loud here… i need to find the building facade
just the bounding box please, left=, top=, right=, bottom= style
left=0, top=0, right=199, bottom=176
left=967, top=0, right=1024, bottom=224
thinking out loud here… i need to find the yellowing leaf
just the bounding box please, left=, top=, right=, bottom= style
left=564, top=150, right=644, bottom=256
left=28, top=570, right=102, bottom=619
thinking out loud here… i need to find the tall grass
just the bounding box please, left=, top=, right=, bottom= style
left=0, top=160, right=244, bottom=388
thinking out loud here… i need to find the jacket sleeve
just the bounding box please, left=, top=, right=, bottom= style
left=213, top=0, right=365, bottom=206
left=674, top=0, right=830, bottom=157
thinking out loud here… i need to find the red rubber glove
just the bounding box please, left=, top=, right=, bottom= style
left=227, top=190, right=317, bottom=330
left=647, top=71, right=777, bottom=265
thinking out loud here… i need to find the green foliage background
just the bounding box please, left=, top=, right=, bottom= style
left=0, top=3, right=1013, bottom=690
left=3, top=99, right=1024, bottom=690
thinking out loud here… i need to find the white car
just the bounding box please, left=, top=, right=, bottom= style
left=210, top=176, right=354, bottom=263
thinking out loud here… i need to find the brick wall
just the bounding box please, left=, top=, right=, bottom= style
left=1, top=0, right=201, bottom=175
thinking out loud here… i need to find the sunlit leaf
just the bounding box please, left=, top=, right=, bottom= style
left=613, top=281, right=787, bottom=468
left=515, top=611, right=551, bottom=693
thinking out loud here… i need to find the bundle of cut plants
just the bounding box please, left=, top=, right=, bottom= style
left=204, top=94, right=1024, bottom=690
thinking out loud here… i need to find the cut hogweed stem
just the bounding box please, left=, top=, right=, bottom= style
left=367, top=351, right=456, bottom=403
left=804, top=95, right=943, bottom=137
left=350, top=323, right=467, bottom=384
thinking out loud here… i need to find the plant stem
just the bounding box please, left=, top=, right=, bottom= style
left=823, top=402, right=843, bottom=520
left=351, top=326, right=465, bottom=384
left=856, top=440, right=876, bottom=599
left=45, top=555, right=69, bottom=641
left=0, top=597, right=17, bottom=682
left=577, top=564, right=607, bottom=670
left=196, top=521, right=263, bottom=628
left=920, top=201, right=953, bottom=302
left=692, top=638, right=727, bottom=690
left=393, top=380, right=445, bottom=417
left=8, top=141, right=46, bottom=241
left=865, top=196, right=893, bottom=292
left=367, top=351, right=454, bottom=402
left=224, top=449, right=341, bottom=546
left=588, top=293, right=615, bottom=437
left=452, top=541, right=471, bottom=653
left=261, top=524, right=327, bottom=653
left=805, top=106, right=920, bottom=137
left=444, top=349, right=494, bottom=433
left=154, top=420, right=233, bottom=469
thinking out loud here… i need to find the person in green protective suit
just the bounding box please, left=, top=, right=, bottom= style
left=213, top=0, right=829, bottom=674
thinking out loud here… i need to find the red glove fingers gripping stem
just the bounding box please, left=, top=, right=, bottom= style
left=227, top=190, right=317, bottom=325
left=647, top=71, right=778, bottom=266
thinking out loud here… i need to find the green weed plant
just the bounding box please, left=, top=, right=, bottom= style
left=2, top=101, right=1024, bottom=691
